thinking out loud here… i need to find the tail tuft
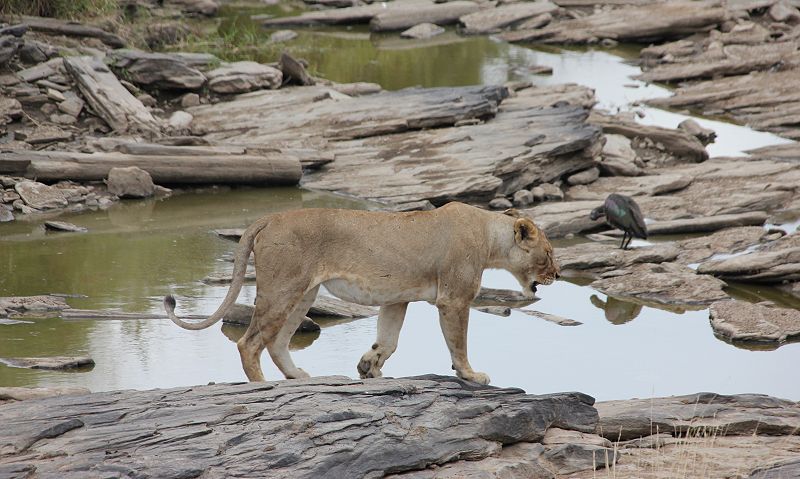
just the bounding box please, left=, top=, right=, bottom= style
left=164, top=294, right=177, bottom=314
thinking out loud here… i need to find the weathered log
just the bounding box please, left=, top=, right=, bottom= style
left=63, top=56, right=161, bottom=135
left=500, top=2, right=727, bottom=44
left=3, top=150, right=302, bottom=185
left=0, top=376, right=599, bottom=478
left=2, top=15, right=125, bottom=47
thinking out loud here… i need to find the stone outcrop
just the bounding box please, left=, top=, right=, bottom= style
left=206, top=61, right=283, bottom=94
left=557, top=241, right=680, bottom=274
left=710, top=300, right=800, bottom=347
left=591, top=262, right=729, bottom=308
left=0, top=376, right=599, bottom=478
left=105, top=166, right=156, bottom=199
left=107, top=49, right=207, bottom=91
left=697, top=234, right=800, bottom=283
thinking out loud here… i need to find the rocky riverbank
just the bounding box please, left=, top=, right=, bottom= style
left=0, top=376, right=798, bottom=479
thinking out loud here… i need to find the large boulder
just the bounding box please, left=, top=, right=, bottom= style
left=206, top=61, right=283, bottom=94
left=105, top=167, right=156, bottom=198
left=107, top=49, right=206, bottom=90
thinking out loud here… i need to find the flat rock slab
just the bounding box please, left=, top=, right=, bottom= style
left=0, top=387, right=90, bottom=403
left=591, top=262, right=729, bottom=308
left=106, top=49, right=207, bottom=91
left=557, top=241, right=680, bottom=274
left=500, top=1, right=726, bottom=44
left=0, top=356, right=94, bottom=370
left=192, top=83, right=600, bottom=206
left=261, top=0, right=480, bottom=31
left=697, top=234, right=800, bottom=283
left=710, top=300, right=800, bottom=347
left=676, top=226, right=770, bottom=264
left=14, top=181, right=67, bottom=210
left=0, top=375, right=599, bottom=478
left=473, top=287, right=539, bottom=308
left=596, top=392, right=800, bottom=441
left=459, top=1, right=558, bottom=34
left=64, top=56, right=161, bottom=135
left=44, top=220, right=88, bottom=233
left=567, top=174, right=693, bottom=200
left=647, top=69, right=800, bottom=141
left=520, top=200, right=602, bottom=238
left=0, top=295, right=69, bottom=313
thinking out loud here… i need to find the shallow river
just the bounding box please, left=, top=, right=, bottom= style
left=1, top=7, right=799, bottom=401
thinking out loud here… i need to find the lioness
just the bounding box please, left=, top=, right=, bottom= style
left=165, top=202, right=559, bottom=385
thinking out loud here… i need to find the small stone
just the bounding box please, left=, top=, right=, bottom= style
left=105, top=166, right=156, bottom=199
left=58, top=98, right=84, bottom=117
left=566, top=167, right=600, bottom=186
left=678, top=119, right=716, bottom=145
left=206, top=61, right=283, bottom=94
left=168, top=111, right=193, bottom=130
left=2, top=190, right=20, bottom=202
left=137, top=93, right=157, bottom=107
left=489, top=197, right=513, bottom=210
left=40, top=102, right=57, bottom=115
left=270, top=30, right=298, bottom=43
left=0, top=208, right=13, bottom=222
left=512, top=189, right=534, bottom=207
left=769, top=1, right=800, bottom=23
left=46, top=88, right=66, bottom=102
left=600, top=38, right=619, bottom=47
left=14, top=125, right=72, bottom=144
left=400, top=23, right=446, bottom=40
left=297, top=317, right=321, bottom=333
left=50, top=113, right=77, bottom=125
left=534, top=183, right=563, bottom=201
left=180, top=92, right=200, bottom=108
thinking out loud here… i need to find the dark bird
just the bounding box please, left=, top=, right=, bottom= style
left=589, top=193, right=647, bottom=250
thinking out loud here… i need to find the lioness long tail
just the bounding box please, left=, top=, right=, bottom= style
left=164, top=216, right=271, bottom=330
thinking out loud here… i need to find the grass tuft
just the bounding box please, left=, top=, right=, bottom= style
left=0, top=0, right=117, bottom=19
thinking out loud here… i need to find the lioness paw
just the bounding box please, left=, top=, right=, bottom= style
left=357, top=356, right=382, bottom=379
left=459, top=371, right=491, bottom=385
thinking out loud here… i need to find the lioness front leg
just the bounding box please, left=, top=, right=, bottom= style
left=437, top=302, right=490, bottom=385
left=358, top=302, right=408, bottom=379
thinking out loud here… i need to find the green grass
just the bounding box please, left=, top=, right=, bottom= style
left=0, top=0, right=117, bottom=19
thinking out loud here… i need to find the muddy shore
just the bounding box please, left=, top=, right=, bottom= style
left=2, top=0, right=800, bottom=477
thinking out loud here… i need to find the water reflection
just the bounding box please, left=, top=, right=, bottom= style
left=590, top=294, right=643, bottom=325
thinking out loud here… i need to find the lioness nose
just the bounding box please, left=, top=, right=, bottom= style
left=555, top=273, right=560, bottom=279
left=533, top=281, right=540, bottom=287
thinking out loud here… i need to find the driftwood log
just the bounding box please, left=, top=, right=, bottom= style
left=1, top=15, right=125, bottom=48
left=2, top=150, right=302, bottom=185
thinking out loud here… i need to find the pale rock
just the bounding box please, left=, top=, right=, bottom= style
left=168, top=111, right=194, bottom=130
left=270, top=30, right=298, bottom=42
left=489, top=197, right=513, bottom=209
left=400, top=23, right=445, bottom=39
left=180, top=92, right=201, bottom=108
left=206, top=61, right=283, bottom=94
left=599, top=133, right=643, bottom=176
left=566, top=166, right=599, bottom=186
left=14, top=181, right=68, bottom=209
left=105, top=167, right=156, bottom=199
left=512, top=189, right=534, bottom=207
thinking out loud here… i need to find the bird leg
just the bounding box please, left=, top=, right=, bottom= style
left=619, top=231, right=627, bottom=250
left=624, top=234, right=633, bottom=250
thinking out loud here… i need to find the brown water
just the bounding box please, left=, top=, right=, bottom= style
left=2, top=6, right=799, bottom=401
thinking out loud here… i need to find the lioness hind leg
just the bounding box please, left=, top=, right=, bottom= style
left=358, top=302, right=408, bottom=379
left=238, top=322, right=267, bottom=382
left=437, top=302, right=490, bottom=385
left=263, top=285, right=319, bottom=380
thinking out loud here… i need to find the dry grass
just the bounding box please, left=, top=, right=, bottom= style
left=0, top=0, right=117, bottom=19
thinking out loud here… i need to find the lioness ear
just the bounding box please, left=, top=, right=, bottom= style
left=514, top=218, right=539, bottom=246
left=503, top=208, right=521, bottom=218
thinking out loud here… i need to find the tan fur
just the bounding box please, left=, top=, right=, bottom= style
left=165, top=202, right=559, bottom=385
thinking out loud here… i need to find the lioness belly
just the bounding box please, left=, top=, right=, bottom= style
left=323, top=278, right=437, bottom=306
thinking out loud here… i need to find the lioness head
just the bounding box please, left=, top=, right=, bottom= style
left=504, top=209, right=560, bottom=295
